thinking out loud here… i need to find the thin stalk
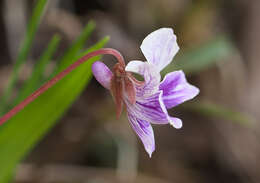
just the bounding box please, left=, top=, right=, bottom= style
left=0, top=48, right=125, bottom=125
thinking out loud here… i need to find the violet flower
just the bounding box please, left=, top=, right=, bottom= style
left=92, top=28, right=199, bottom=157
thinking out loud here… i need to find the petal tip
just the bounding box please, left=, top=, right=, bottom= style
left=148, top=152, right=153, bottom=158
left=190, top=85, right=200, bottom=99
left=170, top=117, right=183, bottom=129
left=195, top=86, right=200, bottom=95
left=146, top=146, right=155, bottom=158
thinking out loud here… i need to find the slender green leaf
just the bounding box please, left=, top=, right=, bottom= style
left=0, top=0, right=48, bottom=113
left=54, top=21, right=96, bottom=74
left=183, top=101, right=255, bottom=126
left=162, top=35, right=235, bottom=75
left=14, top=34, right=61, bottom=105
left=0, top=36, right=109, bottom=182
left=78, top=37, right=111, bottom=57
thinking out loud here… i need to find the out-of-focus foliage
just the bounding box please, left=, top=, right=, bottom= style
left=14, top=35, right=61, bottom=106
left=163, top=35, right=252, bottom=125
left=54, top=21, right=96, bottom=74
left=0, top=0, right=109, bottom=182
left=164, top=36, right=235, bottom=74
left=0, top=0, right=48, bottom=113
left=184, top=101, right=254, bottom=126
left=0, top=36, right=108, bottom=183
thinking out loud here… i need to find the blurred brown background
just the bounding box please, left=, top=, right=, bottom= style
left=0, top=0, right=260, bottom=182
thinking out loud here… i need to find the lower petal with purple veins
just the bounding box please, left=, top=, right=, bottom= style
left=126, top=90, right=181, bottom=129
left=127, top=113, right=155, bottom=157
left=126, top=91, right=169, bottom=124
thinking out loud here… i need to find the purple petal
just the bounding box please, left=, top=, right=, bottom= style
left=125, top=61, right=161, bottom=97
left=159, top=70, right=199, bottom=109
left=92, top=61, right=113, bottom=89
left=140, top=28, right=179, bottom=71
left=127, top=113, right=155, bottom=157
left=126, top=91, right=182, bottom=129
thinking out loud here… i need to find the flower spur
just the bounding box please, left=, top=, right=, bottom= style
left=92, top=28, right=199, bottom=157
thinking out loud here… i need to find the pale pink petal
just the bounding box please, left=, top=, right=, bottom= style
left=92, top=61, right=113, bottom=89
left=140, top=28, right=179, bottom=71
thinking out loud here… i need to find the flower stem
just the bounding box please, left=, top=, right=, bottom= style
left=0, top=48, right=125, bottom=126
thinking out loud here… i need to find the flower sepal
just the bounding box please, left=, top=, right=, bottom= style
left=110, top=63, right=137, bottom=119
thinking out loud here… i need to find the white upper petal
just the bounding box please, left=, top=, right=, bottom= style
left=125, top=60, right=147, bottom=75
left=140, top=28, right=179, bottom=71
left=126, top=60, right=161, bottom=97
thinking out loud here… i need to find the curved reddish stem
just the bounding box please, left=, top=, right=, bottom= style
left=0, top=48, right=125, bottom=125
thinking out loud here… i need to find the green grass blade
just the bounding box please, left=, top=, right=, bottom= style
left=54, top=21, right=96, bottom=74
left=183, top=101, right=255, bottom=126
left=0, top=36, right=109, bottom=182
left=0, top=0, right=48, bottom=113
left=162, top=35, right=235, bottom=75
left=78, top=36, right=110, bottom=57
left=14, top=34, right=61, bottom=105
